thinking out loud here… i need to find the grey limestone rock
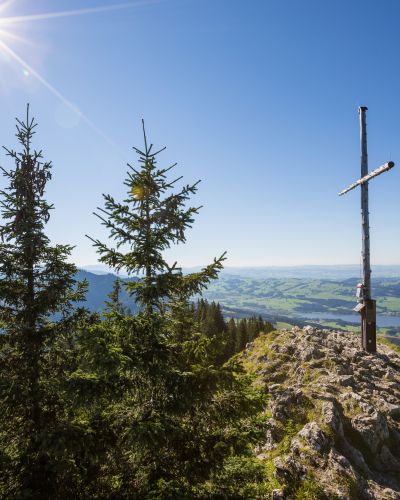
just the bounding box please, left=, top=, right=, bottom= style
left=376, top=444, right=400, bottom=473
left=245, top=341, right=254, bottom=351
left=322, top=400, right=344, bottom=436
left=352, top=412, right=389, bottom=453
left=246, top=326, right=400, bottom=499
left=297, top=421, right=330, bottom=453
left=274, top=455, right=304, bottom=483
left=381, top=488, right=400, bottom=500
left=299, top=344, right=324, bottom=362
left=338, top=374, right=356, bottom=387
left=271, top=489, right=285, bottom=500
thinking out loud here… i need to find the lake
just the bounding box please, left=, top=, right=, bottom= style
left=299, top=312, right=400, bottom=328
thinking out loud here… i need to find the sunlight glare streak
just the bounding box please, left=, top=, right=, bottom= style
left=0, top=28, right=32, bottom=46
left=0, top=0, right=162, bottom=25
left=0, top=40, right=81, bottom=113
left=0, top=40, right=126, bottom=157
left=0, top=0, right=16, bottom=15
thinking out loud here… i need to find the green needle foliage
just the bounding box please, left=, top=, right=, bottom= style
left=0, top=107, right=87, bottom=498
left=104, top=276, right=129, bottom=315
left=85, top=123, right=268, bottom=497
left=88, top=120, right=226, bottom=314
left=0, top=114, right=271, bottom=498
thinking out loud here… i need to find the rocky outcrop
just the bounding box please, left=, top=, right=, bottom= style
left=243, top=327, right=400, bottom=499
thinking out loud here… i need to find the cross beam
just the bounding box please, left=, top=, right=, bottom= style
left=338, top=161, right=394, bottom=196
left=339, top=106, right=395, bottom=353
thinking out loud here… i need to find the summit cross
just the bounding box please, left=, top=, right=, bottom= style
left=338, top=106, right=395, bottom=353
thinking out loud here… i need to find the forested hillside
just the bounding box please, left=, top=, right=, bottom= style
left=75, top=269, right=140, bottom=313
left=0, top=111, right=274, bottom=498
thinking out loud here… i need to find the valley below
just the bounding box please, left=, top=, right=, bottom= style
left=79, top=267, right=400, bottom=337
left=201, top=275, right=400, bottom=336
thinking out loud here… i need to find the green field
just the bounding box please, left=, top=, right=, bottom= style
left=201, top=275, right=400, bottom=334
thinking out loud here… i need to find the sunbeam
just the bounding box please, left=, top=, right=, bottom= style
left=0, top=0, right=162, bottom=26
left=0, top=0, right=16, bottom=16
left=0, top=40, right=81, bottom=112
left=0, top=39, right=126, bottom=156
left=0, top=1, right=147, bottom=158
left=0, top=28, right=31, bottom=46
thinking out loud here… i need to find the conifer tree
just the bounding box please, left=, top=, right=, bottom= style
left=237, top=318, right=248, bottom=351
left=88, top=120, right=225, bottom=314
left=0, top=107, right=86, bottom=497
left=85, top=123, right=271, bottom=496
left=227, top=317, right=238, bottom=356
left=200, top=301, right=226, bottom=336
left=104, top=276, right=126, bottom=314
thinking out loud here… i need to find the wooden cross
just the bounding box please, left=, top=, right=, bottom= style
left=338, top=107, right=395, bottom=353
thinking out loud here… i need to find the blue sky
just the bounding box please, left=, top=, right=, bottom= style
left=0, top=0, right=399, bottom=268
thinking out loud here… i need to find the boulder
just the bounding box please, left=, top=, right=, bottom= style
left=298, top=422, right=331, bottom=453
left=322, top=401, right=344, bottom=436
left=352, top=412, right=389, bottom=454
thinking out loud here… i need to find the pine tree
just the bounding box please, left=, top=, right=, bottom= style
left=88, top=120, right=225, bottom=314
left=0, top=107, right=86, bottom=497
left=86, top=122, right=273, bottom=496
left=203, top=301, right=226, bottom=335
left=237, top=318, right=249, bottom=351
left=85, top=121, right=230, bottom=492
left=247, top=316, right=258, bottom=342
left=226, top=317, right=238, bottom=357
left=196, top=298, right=207, bottom=323
left=104, top=276, right=127, bottom=314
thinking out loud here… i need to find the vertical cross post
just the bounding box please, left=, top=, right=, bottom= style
left=359, top=107, right=370, bottom=299
left=358, top=106, right=376, bottom=352
left=359, top=106, right=376, bottom=352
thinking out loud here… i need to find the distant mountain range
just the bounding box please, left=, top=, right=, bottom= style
left=77, top=268, right=400, bottom=330
left=76, top=270, right=139, bottom=314
left=81, top=264, right=400, bottom=280
left=219, top=265, right=400, bottom=280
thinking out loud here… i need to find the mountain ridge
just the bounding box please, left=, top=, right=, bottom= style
left=241, top=326, right=400, bottom=499
left=80, top=265, right=400, bottom=280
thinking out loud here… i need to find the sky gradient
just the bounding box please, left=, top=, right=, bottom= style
left=0, top=0, right=399, bottom=268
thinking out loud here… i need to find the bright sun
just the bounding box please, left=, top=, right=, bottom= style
left=0, top=0, right=154, bottom=146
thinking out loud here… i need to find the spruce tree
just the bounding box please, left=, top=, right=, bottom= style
left=88, top=120, right=225, bottom=314
left=226, top=317, right=238, bottom=357
left=85, top=123, right=271, bottom=496
left=83, top=121, right=274, bottom=498
left=237, top=318, right=249, bottom=351
left=104, top=276, right=127, bottom=314
left=0, top=107, right=86, bottom=497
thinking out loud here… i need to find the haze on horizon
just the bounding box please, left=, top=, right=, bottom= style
left=0, top=0, right=399, bottom=268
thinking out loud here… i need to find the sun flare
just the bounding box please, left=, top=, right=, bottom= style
left=0, top=0, right=159, bottom=151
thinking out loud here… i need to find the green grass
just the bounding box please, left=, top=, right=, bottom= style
left=276, top=321, right=294, bottom=330
left=314, top=320, right=357, bottom=331
left=293, top=478, right=328, bottom=499
left=203, top=276, right=400, bottom=320
left=378, top=337, right=400, bottom=354
left=379, top=296, right=400, bottom=311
